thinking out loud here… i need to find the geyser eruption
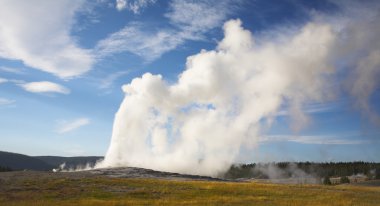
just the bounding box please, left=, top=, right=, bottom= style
left=97, top=19, right=337, bottom=176
left=97, top=4, right=380, bottom=177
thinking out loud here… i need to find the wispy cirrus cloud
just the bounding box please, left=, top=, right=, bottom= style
left=0, top=66, right=25, bottom=74
left=19, top=81, right=70, bottom=95
left=0, top=98, right=15, bottom=106
left=96, top=0, right=240, bottom=62
left=276, top=101, right=342, bottom=116
left=56, top=118, right=90, bottom=134
left=165, top=0, right=238, bottom=34
left=95, top=22, right=183, bottom=62
left=115, top=0, right=156, bottom=13
left=100, top=71, right=130, bottom=89
left=0, top=77, right=8, bottom=84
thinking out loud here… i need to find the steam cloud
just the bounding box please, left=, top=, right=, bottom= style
left=96, top=4, right=380, bottom=177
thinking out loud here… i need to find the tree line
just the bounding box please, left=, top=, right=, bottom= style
left=223, top=162, right=380, bottom=180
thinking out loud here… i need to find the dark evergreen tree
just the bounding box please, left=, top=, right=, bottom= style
left=222, top=162, right=380, bottom=181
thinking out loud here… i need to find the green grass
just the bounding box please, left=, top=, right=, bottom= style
left=1, top=177, right=380, bottom=205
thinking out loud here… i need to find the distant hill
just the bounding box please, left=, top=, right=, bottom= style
left=35, top=156, right=103, bottom=169
left=0, top=151, right=104, bottom=171
left=0, top=151, right=54, bottom=171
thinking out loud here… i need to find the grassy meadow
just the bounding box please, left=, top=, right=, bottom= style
left=1, top=175, right=380, bottom=206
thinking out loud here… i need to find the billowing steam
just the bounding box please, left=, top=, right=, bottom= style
left=96, top=4, right=380, bottom=177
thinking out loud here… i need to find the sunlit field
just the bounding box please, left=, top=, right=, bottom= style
left=1, top=174, right=379, bottom=206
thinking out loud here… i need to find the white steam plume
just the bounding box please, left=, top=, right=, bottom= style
left=96, top=19, right=337, bottom=176
left=97, top=4, right=380, bottom=176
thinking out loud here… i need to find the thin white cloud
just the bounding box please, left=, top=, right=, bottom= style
left=0, top=66, right=25, bottom=74
left=0, top=98, right=15, bottom=106
left=96, top=23, right=183, bottom=61
left=115, top=0, right=156, bottom=13
left=8, top=79, right=25, bottom=84
left=0, top=77, right=8, bottom=84
left=261, top=135, right=369, bottom=145
left=276, top=101, right=340, bottom=116
left=96, top=0, right=239, bottom=62
left=100, top=71, right=130, bottom=89
left=165, top=0, right=237, bottom=34
left=56, top=118, right=90, bottom=134
left=0, top=1, right=94, bottom=79
left=19, top=81, right=70, bottom=95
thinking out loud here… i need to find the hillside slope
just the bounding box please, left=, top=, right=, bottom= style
left=35, top=156, right=103, bottom=169
left=0, top=151, right=54, bottom=171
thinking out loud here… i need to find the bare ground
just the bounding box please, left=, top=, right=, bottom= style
left=0, top=167, right=225, bottom=183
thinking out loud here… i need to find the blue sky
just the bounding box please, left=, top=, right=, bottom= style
left=0, top=0, right=379, bottom=163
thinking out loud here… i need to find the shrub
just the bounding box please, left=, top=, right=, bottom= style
left=323, top=176, right=331, bottom=185
left=340, top=176, right=350, bottom=184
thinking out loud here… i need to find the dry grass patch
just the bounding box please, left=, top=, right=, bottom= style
left=0, top=175, right=379, bottom=205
